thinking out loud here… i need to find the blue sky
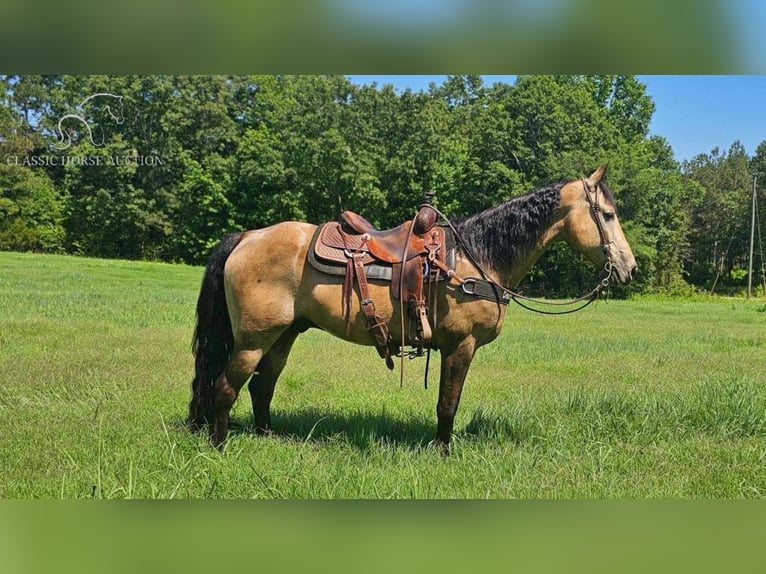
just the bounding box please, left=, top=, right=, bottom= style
left=347, top=75, right=766, bottom=164
left=639, top=75, right=766, bottom=162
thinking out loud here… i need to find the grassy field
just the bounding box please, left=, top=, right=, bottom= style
left=1, top=251, right=766, bottom=498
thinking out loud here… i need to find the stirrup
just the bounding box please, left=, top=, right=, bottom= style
left=395, top=345, right=426, bottom=360
left=408, top=298, right=432, bottom=344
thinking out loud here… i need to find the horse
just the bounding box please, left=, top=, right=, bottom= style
left=187, top=165, right=637, bottom=452
left=51, top=93, right=124, bottom=151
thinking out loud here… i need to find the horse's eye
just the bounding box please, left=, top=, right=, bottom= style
left=603, top=211, right=615, bottom=221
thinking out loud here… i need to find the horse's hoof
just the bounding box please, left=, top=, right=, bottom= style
left=186, top=417, right=207, bottom=433
left=427, top=438, right=452, bottom=457
left=210, top=429, right=228, bottom=451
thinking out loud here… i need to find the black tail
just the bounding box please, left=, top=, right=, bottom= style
left=187, top=232, right=245, bottom=431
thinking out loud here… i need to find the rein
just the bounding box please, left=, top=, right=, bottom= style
left=429, top=179, right=615, bottom=315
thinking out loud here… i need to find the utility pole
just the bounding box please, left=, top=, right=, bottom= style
left=747, top=175, right=756, bottom=298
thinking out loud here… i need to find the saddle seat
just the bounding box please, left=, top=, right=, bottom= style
left=339, top=208, right=439, bottom=264
left=339, top=210, right=383, bottom=235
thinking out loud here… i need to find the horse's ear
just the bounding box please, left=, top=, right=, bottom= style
left=586, top=164, right=608, bottom=186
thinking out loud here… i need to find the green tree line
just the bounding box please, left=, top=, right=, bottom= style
left=1, top=75, right=764, bottom=296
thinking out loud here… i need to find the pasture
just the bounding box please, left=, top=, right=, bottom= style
left=1, top=251, right=765, bottom=498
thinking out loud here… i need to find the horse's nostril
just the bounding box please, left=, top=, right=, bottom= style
left=630, top=265, right=638, bottom=280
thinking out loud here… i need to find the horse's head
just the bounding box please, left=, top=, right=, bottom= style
left=99, top=94, right=124, bottom=125
left=558, top=165, right=637, bottom=284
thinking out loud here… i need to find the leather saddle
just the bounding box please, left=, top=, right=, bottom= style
left=309, top=201, right=449, bottom=369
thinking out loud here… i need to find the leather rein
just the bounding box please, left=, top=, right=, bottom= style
left=431, top=179, right=615, bottom=315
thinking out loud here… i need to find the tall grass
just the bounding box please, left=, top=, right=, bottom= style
left=1, top=251, right=765, bottom=498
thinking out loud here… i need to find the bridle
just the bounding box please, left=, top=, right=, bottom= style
left=432, top=179, right=616, bottom=315
left=582, top=178, right=616, bottom=262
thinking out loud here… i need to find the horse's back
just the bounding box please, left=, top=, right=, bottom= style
left=227, top=221, right=316, bottom=280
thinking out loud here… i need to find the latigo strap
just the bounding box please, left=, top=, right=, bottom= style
left=351, top=251, right=394, bottom=370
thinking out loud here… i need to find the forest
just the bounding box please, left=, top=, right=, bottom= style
left=1, top=74, right=764, bottom=296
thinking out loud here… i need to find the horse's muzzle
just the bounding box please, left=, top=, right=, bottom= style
left=618, top=264, right=638, bottom=284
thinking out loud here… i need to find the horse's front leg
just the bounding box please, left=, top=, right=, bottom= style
left=435, top=337, right=476, bottom=454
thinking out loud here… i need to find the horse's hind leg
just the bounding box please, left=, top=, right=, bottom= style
left=211, top=348, right=264, bottom=448
left=248, top=326, right=301, bottom=435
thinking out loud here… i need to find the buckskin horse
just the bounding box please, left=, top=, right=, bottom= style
left=187, top=165, right=637, bottom=452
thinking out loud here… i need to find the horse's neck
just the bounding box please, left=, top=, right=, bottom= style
left=455, top=188, right=564, bottom=288
left=504, top=220, right=564, bottom=287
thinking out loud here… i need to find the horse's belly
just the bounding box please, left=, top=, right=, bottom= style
left=301, top=276, right=397, bottom=345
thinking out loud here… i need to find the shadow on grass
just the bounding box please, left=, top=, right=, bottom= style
left=227, top=408, right=437, bottom=452
left=173, top=407, right=533, bottom=452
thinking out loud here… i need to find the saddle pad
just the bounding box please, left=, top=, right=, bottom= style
left=314, top=222, right=376, bottom=265
left=309, top=224, right=391, bottom=279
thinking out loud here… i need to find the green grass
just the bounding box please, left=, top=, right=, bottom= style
left=1, top=251, right=766, bottom=498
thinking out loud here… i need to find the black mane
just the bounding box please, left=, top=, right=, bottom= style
left=452, top=184, right=563, bottom=275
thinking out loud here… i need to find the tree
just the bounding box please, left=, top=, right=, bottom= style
left=0, top=76, right=65, bottom=252
left=684, top=142, right=753, bottom=292
left=504, top=75, right=620, bottom=184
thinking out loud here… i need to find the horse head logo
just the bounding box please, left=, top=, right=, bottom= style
left=51, top=93, right=124, bottom=151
